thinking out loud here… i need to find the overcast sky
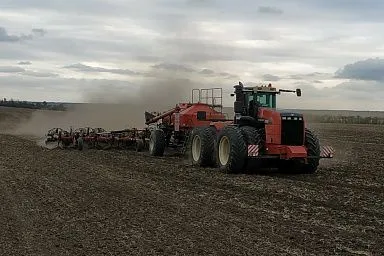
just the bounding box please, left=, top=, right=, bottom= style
left=1, top=0, right=384, bottom=110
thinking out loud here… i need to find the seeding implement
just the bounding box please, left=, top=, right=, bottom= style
left=45, top=127, right=149, bottom=151
left=146, top=82, right=335, bottom=173
left=144, top=88, right=231, bottom=156
left=45, top=127, right=85, bottom=150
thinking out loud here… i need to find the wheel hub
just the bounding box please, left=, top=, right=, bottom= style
left=192, top=135, right=201, bottom=162
left=219, top=136, right=230, bottom=166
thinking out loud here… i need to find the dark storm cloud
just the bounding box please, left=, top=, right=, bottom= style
left=63, top=63, right=141, bottom=76
left=335, top=58, right=384, bottom=81
left=257, top=6, right=283, bottom=15
left=0, top=27, right=46, bottom=43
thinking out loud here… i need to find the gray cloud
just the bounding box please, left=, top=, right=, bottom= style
left=31, top=28, right=47, bottom=36
left=0, top=27, right=32, bottom=42
left=289, top=72, right=333, bottom=80
left=199, top=69, right=215, bottom=75
left=262, top=74, right=281, bottom=81
left=258, top=6, right=283, bottom=15
left=278, top=80, right=384, bottom=110
left=151, top=62, right=238, bottom=79
left=218, top=72, right=238, bottom=79
left=22, top=71, right=58, bottom=78
left=0, top=27, right=46, bottom=43
left=0, top=66, right=57, bottom=77
left=335, top=58, right=384, bottom=81
left=1, top=0, right=384, bottom=110
left=152, top=63, right=195, bottom=73
left=18, top=61, right=32, bottom=65
left=0, top=66, right=25, bottom=73
left=63, top=63, right=141, bottom=76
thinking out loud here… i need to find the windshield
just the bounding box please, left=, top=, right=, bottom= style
left=256, top=92, right=276, bottom=108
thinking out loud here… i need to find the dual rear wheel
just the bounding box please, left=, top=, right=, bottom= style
left=190, top=125, right=263, bottom=173
left=150, top=125, right=321, bottom=174
left=190, top=125, right=321, bottom=174
left=190, top=127, right=216, bottom=167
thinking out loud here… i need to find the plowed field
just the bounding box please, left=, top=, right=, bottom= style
left=0, top=107, right=383, bottom=255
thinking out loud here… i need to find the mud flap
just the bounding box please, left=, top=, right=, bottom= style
left=320, top=146, right=335, bottom=158
left=248, top=144, right=259, bottom=157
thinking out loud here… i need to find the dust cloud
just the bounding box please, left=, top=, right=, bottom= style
left=7, top=74, right=213, bottom=138
left=5, top=49, right=237, bottom=138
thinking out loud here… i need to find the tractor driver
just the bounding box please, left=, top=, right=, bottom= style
left=248, top=98, right=261, bottom=117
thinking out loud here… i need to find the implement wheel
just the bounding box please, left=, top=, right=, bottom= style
left=149, top=129, right=166, bottom=156
left=136, top=139, right=144, bottom=152
left=77, top=137, right=84, bottom=151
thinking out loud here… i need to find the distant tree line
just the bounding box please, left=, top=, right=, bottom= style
left=0, top=98, right=66, bottom=111
left=305, top=114, right=384, bottom=125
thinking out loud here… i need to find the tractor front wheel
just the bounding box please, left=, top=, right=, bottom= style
left=149, top=129, right=166, bottom=156
left=240, top=126, right=264, bottom=172
left=216, top=126, right=247, bottom=173
left=302, top=128, right=320, bottom=173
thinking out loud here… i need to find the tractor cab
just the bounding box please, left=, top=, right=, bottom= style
left=232, top=82, right=301, bottom=121
left=245, top=84, right=278, bottom=110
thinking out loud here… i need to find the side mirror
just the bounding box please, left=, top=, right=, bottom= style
left=296, top=89, right=302, bottom=97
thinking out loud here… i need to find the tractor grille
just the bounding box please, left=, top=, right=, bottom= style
left=281, top=114, right=304, bottom=145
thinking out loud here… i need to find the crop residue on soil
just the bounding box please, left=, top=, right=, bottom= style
left=0, top=106, right=383, bottom=255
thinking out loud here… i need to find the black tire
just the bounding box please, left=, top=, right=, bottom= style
left=136, top=139, right=144, bottom=152
left=77, top=137, right=84, bottom=151
left=190, top=127, right=216, bottom=167
left=216, top=125, right=247, bottom=173
left=240, top=126, right=264, bottom=171
left=58, top=140, right=64, bottom=149
left=302, top=128, right=320, bottom=173
left=149, top=129, right=166, bottom=156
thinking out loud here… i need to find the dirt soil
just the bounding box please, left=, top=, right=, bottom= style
left=0, top=108, right=383, bottom=255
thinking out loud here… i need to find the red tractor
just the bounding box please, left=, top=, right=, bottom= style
left=192, top=82, right=334, bottom=173
left=146, top=82, right=334, bottom=173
